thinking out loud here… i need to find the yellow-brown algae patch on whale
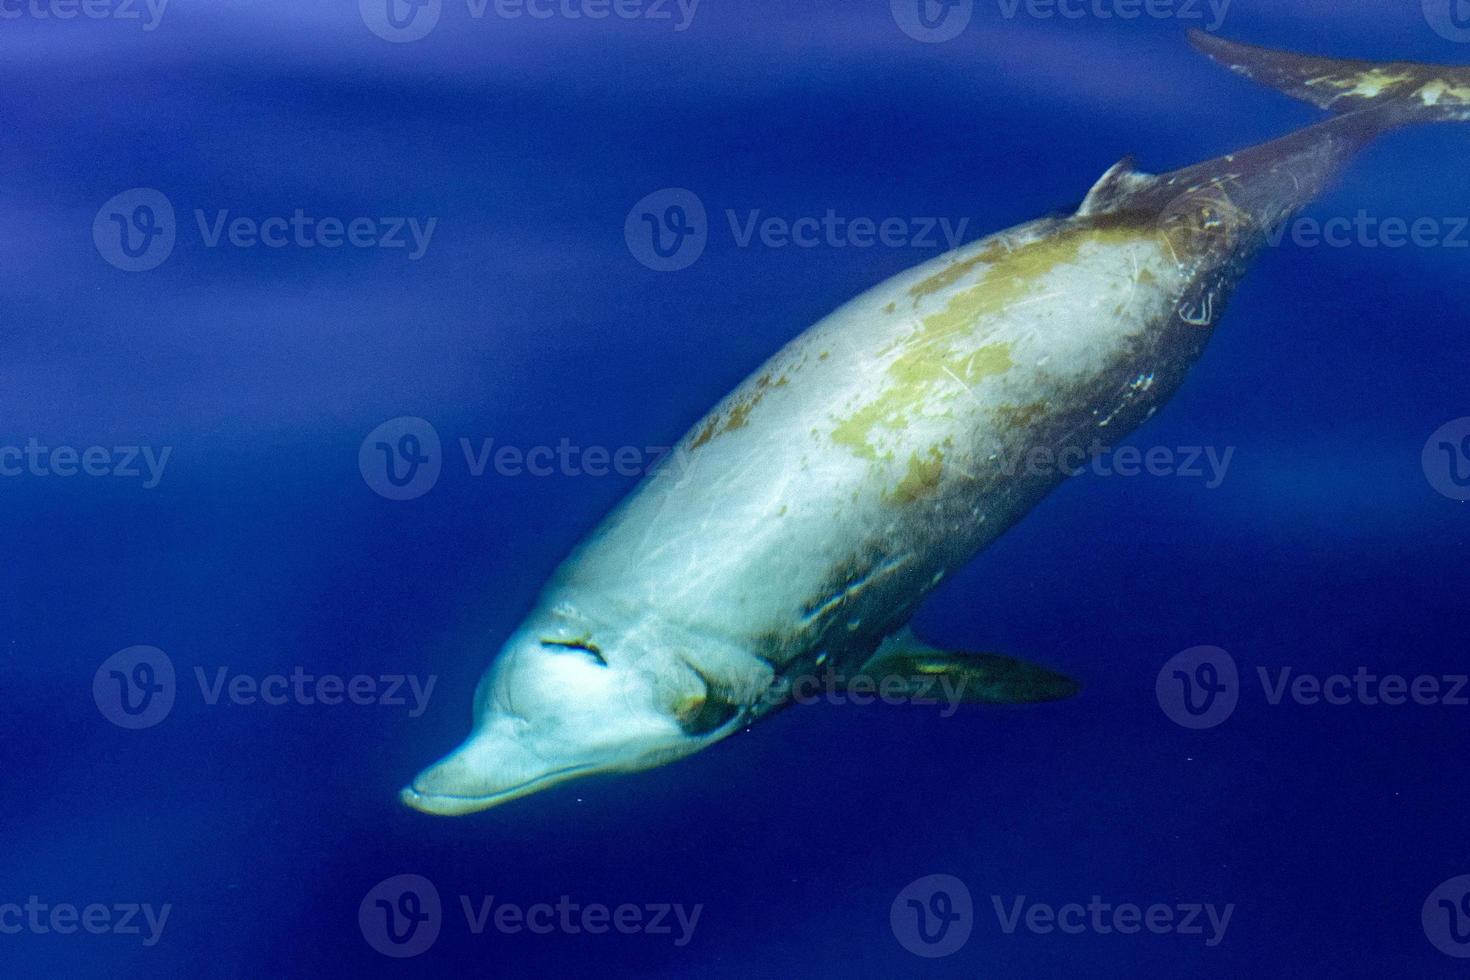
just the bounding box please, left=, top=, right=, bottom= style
left=1306, top=67, right=1415, bottom=101
left=908, top=240, right=1010, bottom=300
left=690, top=416, right=720, bottom=450
left=995, top=401, right=1049, bottom=433
left=1418, top=79, right=1470, bottom=106
left=831, top=341, right=1013, bottom=461
left=889, top=446, right=946, bottom=504
left=833, top=228, right=1151, bottom=461
left=831, top=226, right=1156, bottom=462
left=901, top=227, right=1147, bottom=348
left=688, top=372, right=792, bottom=450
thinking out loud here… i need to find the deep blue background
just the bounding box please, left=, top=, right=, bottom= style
left=3, top=1, right=1469, bottom=976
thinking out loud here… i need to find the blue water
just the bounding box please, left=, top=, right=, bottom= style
left=4, top=1, right=1470, bottom=976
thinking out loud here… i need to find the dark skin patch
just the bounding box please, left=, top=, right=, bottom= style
left=995, top=401, right=1049, bottom=431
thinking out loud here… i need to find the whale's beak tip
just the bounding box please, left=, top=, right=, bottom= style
left=398, top=782, right=492, bottom=817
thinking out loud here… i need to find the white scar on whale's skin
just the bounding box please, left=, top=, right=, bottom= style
left=403, top=31, right=1470, bottom=816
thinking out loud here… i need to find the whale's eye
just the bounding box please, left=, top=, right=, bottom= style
left=540, top=637, right=608, bottom=666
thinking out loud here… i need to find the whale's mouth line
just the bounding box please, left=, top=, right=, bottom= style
left=400, top=764, right=597, bottom=815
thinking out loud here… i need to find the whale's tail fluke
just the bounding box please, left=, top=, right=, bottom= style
left=1190, top=30, right=1470, bottom=125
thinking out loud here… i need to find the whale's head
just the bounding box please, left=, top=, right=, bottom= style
left=401, top=611, right=752, bottom=815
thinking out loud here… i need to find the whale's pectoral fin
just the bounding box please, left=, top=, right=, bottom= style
left=857, top=629, right=1079, bottom=705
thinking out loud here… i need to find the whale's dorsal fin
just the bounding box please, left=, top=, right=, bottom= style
left=1077, top=156, right=1157, bottom=217
left=856, top=629, right=1080, bottom=705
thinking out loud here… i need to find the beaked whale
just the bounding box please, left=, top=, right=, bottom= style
left=403, top=33, right=1470, bottom=815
